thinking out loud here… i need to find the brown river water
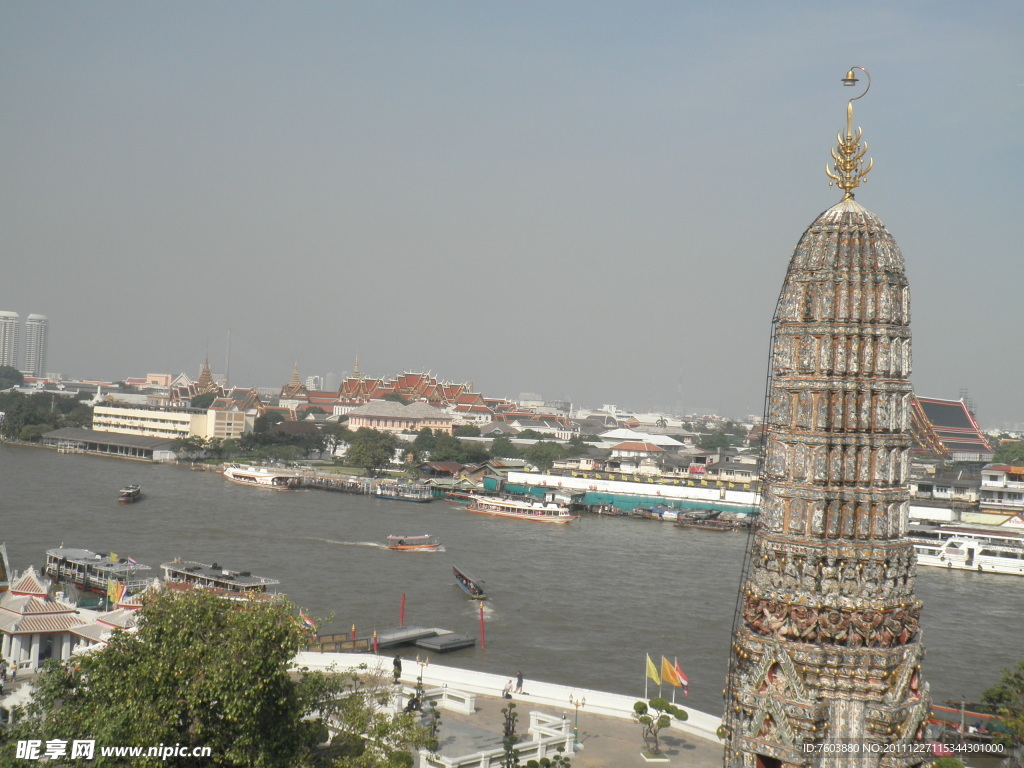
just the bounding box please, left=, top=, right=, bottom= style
left=2, top=443, right=1022, bottom=717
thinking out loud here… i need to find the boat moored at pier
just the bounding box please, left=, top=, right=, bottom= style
left=161, top=559, right=281, bottom=596
left=222, top=464, right=302, bottom=490
left=45, top=546, right=152, bottom=595
left=467, top=496, right=579, bottom=524
left=376, top=483, right=433, bottom=503
left=908, top=524, right=1024, bottom=576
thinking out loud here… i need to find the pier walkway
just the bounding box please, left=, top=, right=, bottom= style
left=294, top=652, right=725, bottom=767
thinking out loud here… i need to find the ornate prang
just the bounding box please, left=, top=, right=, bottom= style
left=826, top=67, right=874, bottom=199
left=724, top=68, right=929, bottom=768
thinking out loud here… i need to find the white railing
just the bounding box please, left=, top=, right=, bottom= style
left=418, top=711, right=574, bottom=768
left=291, top=651, right=723, bottom=741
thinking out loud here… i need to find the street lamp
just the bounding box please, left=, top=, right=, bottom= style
left=416, top=654, right=430, bottom=697
left=569, top=694, right=586, bottom=749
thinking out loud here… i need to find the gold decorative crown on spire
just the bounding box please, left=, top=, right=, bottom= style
left=826, top=66, right=873, bottom=199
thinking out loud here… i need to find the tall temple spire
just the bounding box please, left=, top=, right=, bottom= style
left=196, top=357, right=218, bottom=393
left=723, top=68, right=929, bottom=768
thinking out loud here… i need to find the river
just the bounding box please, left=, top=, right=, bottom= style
left=2, top=443, right=1021, bottom=717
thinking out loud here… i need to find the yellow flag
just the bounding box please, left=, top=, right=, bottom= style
left=646, top=654, right=661, bottom=685
left=661, top=656, right=682, bottom=687
left=107, top=578, right=118, bottom=603
left=109, top=552, right=119, bottom=562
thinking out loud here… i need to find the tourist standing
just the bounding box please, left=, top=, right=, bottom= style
left=515, top=670, right=524, bottom=693
left=393, top=654, right=402, bottom=683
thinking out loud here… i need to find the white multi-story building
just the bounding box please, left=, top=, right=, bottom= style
left=23, top=313, right=48, bottom=378
left=93, top=405, right=254, bottom=441
left=976, top=464, right=1024, bottom=523
left=0, top=311, right=19, bottom=369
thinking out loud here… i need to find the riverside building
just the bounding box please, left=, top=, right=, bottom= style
left=722, top=69, right=930, bottom=768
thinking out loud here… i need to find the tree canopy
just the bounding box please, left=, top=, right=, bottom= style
left=190, top=391, right=219, bottom=409
left=0, top=364, right=24, bottom=390
left=3, top=589, right=431, bottom=767
left=346, top=428, right=401, bottom=472
left=981, top=658, right=1024, bottom=750
left=0, top=390, right=91, bottom=440
left=993, top=439, right=1024, bottom=467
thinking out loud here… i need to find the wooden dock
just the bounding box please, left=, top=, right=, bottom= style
left=305, top=626, right=475, bottom=653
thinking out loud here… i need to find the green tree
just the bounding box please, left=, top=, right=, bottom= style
left=191, top=391, right=219, bottom=409
left=521, top=441, right=568, bottom=472
left=346, top=428, right=401, bottom=473
left=982, top=659, right=1024, bottom=752
left=993, top=440, right=1024, bottom=466
left=255, top=411, right=287, bottom=434
left=633, top=697, right=687, bottom=756
left=0, top=364, right=24, bottom=389
left=320, top=423, right=353, bottom=459
left=171, top=435, right=207, bottom=459
left=0, top=390, right=90, bottom=440
left=3, top=589, right=431, bottom=767
left=491, top=436, right=519, bottom=458
left=453, top=424, right=481, bottom=437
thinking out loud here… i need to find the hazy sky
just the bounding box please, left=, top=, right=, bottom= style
left=2, top=2, right=1022, bottom=427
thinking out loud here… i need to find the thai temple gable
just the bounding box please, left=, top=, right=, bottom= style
left=10, top=566, right=50, bottom=597
left=723, top=68, right=930, bottom=768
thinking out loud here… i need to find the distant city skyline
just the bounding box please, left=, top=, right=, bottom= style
left=3, top=4, right=1022, bottom=427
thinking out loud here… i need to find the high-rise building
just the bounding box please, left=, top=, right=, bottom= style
left=722, top=70, right=929, bottom=768
left=0, top=311, right=18, bottom=370
left=23, top=314, right=49, bottom=378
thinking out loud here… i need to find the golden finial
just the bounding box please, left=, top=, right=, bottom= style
left=826, top=66, right=873, bottom=199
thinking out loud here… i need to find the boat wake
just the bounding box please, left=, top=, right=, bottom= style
left=303, top=537, right=387, bottom=549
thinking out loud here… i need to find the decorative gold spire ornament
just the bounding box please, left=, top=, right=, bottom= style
left=826, top=66, right=873, bottom=198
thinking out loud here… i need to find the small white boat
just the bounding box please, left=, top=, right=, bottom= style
left=222, top=464, right=301, bottom=490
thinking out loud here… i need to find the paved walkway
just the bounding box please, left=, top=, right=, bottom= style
left=429, top=689, right=725, bottom=768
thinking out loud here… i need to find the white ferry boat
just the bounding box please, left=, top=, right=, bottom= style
left=161, top=560, right=281, bottom=596
left=45, top=547, right=152, bottom=594
left=908, top=524, right=1024, bottom=576
left=221, top=464, right=302, bottom=490
left=467, top=496, right=579, bottom=524
left=376, top=483, right=433, bottom=503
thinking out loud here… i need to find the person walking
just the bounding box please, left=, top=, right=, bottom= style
left=515, top=670, right=524, bottom=694
left=393, top=654, right=402, bottom=684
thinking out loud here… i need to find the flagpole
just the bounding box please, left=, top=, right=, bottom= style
left=644, top=654, right=649, bottom=699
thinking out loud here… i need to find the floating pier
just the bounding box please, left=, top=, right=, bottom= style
left=415, top=634, right=476, bottom=653
left=306, top=626, right=475, bottom=654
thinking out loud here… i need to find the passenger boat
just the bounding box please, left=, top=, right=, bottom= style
left=466, top=496, right=579, bottom=524
left=376, top=483, right=433, bottom=503
left=385, top=535, right=443, bottom=552
left=45, top=547, right=152, bottom=595
left=453, top=564, right=486, bottom=599
left=117, top=484, right=142, bottom=504
left=908, top=524, right=1024, bottom=576
left=161, top=559, right=281, bottom=597
left=221, top=464, right=302, bottom=490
